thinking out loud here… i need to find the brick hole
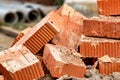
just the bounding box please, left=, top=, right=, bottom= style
left=82, top=58, right=97, bottom=66
left=78, top=45, right=80, bottom=52
left=68, top=11, right=71, bottom=14
left=48, top=39, right=53, bottom=44
left=36, top=47, right=45, bottom=56
left=50, top=21, right=53, bottom=24
left=36, top=40, right=53, bottom=55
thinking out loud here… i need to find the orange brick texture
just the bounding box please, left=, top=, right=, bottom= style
left=11, top=27, right=32, bottom=46
left=99, top=57, right=120, bottom=75
left=80, top=37, right=120, bottom=58
left=97, top=0, right=120, bottom=16
left=83, top=17, right=120, bottom=39
left=99, top=62, right=120, bottom=75
left=14, top=11, right=64, bottom=54
left=43, top=44, right=86, bottom=78
left=52, top=4, right=87, bottom=50
left=0, top=45, right=44, bottom=80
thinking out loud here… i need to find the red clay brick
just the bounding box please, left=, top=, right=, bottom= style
left=0, top=45, right=44, bottom=80
left=99, top=56, right=120, bottom=75
left=80, top=37, right=120, bottom=58
left=57, top=4, right=86, bottom=26
left=11, top=27, right=32, bottom=46
left=52, top=4, right=87, bottom=50
left=14, top=11, right=64, bottom=54
left=43, top=44, right=86, bottom=78
left=84, top=17, right=120, bottom=39
left=97, top=0, right=120, bottom=16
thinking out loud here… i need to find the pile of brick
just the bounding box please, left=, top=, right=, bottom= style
left=0, top=0, right=120, bottom=80
left=82, top=0, right=120, bottom=76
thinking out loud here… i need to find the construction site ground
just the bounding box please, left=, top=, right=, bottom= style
left=0, top=32, right=14, bottom=51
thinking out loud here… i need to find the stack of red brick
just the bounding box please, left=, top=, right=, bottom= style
left=81, top=0, right=120, bottom=75
left=0, top=0, right=120, bottom=79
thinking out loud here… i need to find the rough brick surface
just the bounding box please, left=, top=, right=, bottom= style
left=80, top=37, right=120, bottom=58
left=52, top=4, right=87, bottom=50
left=84, top=17, right=120, bottom=39
left=43, top=44, right=86, bottom=78
left=11, top=27, right=32, bottom=46
left=97, top=0, right=120, bottom=16
left=99, top=56, right=120, bottom=75
left=0, top=45, right=44, bottom=80
left=57, top=4, right=86, bottom=26
left=14, top=11, right=64, bottom=54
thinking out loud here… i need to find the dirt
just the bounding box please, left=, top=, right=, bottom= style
left=0, top=32, right=14, bottom=51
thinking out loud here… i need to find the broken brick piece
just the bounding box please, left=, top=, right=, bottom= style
left=99, top=56, right=120, bottom=75
left=97, top=0, right=120, bottom=16
left=80, top=37, right=120, bottom=58
left=84, top=17, right=120, bottom=39
left=43, top=44, right=86, bottom=78
left=0, top=45, right=44, bottom=80
left=14, top=10, right=64, bottom=54
left=11, top=27, right=32, bottom=46
left=52, top=4, right=87, bottom=50
left=57, top=4, right=86, bottom=26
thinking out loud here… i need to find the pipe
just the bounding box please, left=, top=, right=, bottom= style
left=0, top=8, right=18, bottom=24
left=20, top=8, right=39, bottom=22
left=23, top=3, right=44, bottom=18
left=23, top=3, right=57, bottom=17
left=0, top=5, right=25, bottom=23
left=0, top=4, right=40, bottom=22
left=16, top=11, right=25, bottom=23
left=8, top=2, right=42, bottom=20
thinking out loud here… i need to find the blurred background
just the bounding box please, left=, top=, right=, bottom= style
left=0, top=0, right=97, bottom=51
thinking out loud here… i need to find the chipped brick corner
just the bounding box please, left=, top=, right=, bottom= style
left=43, top=44, right=86, bottom=78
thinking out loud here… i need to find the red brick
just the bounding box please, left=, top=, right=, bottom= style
left=11, top=27, right=32, bottom=46
left=43, top=44, right=86, bottom=78
left=80, top=37, right=120, bottom=58
left=0, top=45, right=44, bottom=80
left=99, top=56, right=120, bottom=75
left=57, top=4, right=86, bottom=26
left=97, top=0, right=120, bottom=16
left=14, top=11, right=64, bottom=54
left=84, top=17, right=120, bottom=39
left=52, top=4, right=87, bottom=50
